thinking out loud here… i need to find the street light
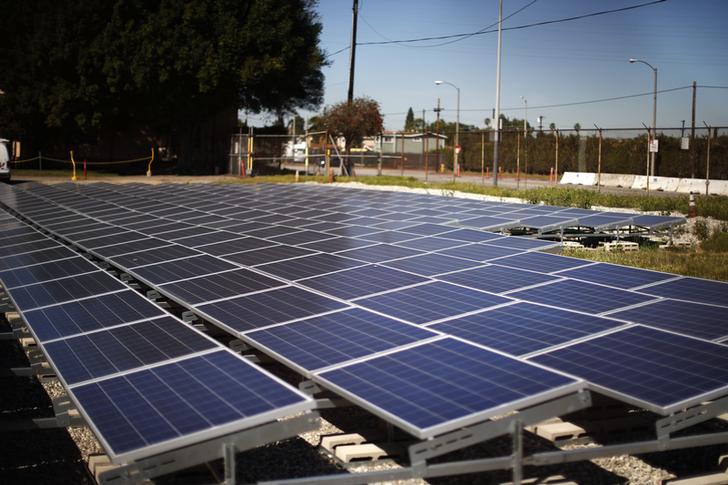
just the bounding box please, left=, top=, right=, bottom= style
left=629, top=58, right=658, bottom=176
left=435, top=80, right=460, bottom=179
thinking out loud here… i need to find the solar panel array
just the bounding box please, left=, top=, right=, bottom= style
left=0, top=181, right=724, bottom=442
left=0, top=208, right=313, bottom=463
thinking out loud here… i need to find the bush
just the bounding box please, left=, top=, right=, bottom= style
left=702, top=231, right=728, bottom=252
left=693, top=219, right=710, bottom=241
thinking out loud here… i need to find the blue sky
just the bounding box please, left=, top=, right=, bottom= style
left=257, top=0, right=728, bottom=131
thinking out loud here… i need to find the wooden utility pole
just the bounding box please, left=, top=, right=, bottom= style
left=347, top=0, right=358, bottom=104
left=422, top=108, right=427, bottom=177
left=690, top=81, right=697, bottom=178
left=554, top=129, right=559, bottom=182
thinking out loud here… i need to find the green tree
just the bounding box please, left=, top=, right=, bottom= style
left=321, top=97, right=383, bottom=174
left=0, top=0, right=326, bottom=173
left=404, top=107, right=416, bottom=132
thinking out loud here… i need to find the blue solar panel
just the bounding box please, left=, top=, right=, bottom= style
left=22, top=290, right=166, bottom=342
left=196, top=286, right=349, bottom=333
left=457, top=215, right=519, bottom=230
left=222, top=245, right=313, bottom=266
left=71, top=350, right=311, bottom=460
left=516, top=215, right=576, bottom=231
left=383, top=253, right=482, bottom=277
left=336, top=243, right=422, bottom=263
left=79, top=232, right=149, bottom=249
left=246, top=308, right=438, bottom=373
left=437, top=265, right=560, bottom=294
left=430, top=302, right=624, bottom=356
left=394, top=236, right=465, bottom=252
left=194, top=236, right=274, bottom=256
left=93, top=238, right=172, bottom=258
left=358, top=230, right=419, bottom=244
left=530, top=325, right=728, bottom=413
left=631, top=214, right=686, bottom=229
left=398, top=223, right=455, bottom=237
left=8, top=271, right=127, bottom=311
left=436, top=243, right=523, bottom=262
left=44, top=317, right=217, bottom=384
left=300, top=236, right=374, bottom=253
left=130, top=255, right=237, bottom=285
left=159, top=268, right=285, bottom=305
left=558, top=263, right=676, bottom=290
left=442, top=229, right=503, bottom=242
left=639, top=277, right=728, bottom=307
left=0, top=256, right=98, bottom=288
left=609, top=299, right=728, bottom=341
left=574, top=214, right=632, bottom=229
left=484, top=237, right=560, bottom=251
left=0, top=238, right=61, bottom=257
left=172, top=231, right=244, bottom=248
left=299, top=264, right=429, bottom=300
left=0, top=246, right=78, bottom=272
left=355, top=281, right=512, bottom=324
left=493, top=252, right=593, bottom=274
left=256, top=253, right=364, bottom=280
left=317, top=337, right=580, bottom=438
left=509, top=279, right=656, bottom=314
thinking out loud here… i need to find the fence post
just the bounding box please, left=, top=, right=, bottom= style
left=703, top=123, right=711, bottom=195
left=146, top=147, right=154, bottom=177
left=554, top=129, right=559, bottom=183
left=481, top=130, right=485, bottom=185
left=70, top=151, right=77, bottom=181
left=400, top=133, right=405, bottom=177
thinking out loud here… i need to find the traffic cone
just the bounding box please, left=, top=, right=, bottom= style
left=688, top=192, right=697, bottom=218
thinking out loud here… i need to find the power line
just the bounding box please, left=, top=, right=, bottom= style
left=358, top=0, right=666, bottom=47
left=381, top=84, right=692, bottom=116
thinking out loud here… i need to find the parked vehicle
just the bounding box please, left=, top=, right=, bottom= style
left=0, top=139, right=10, bottom=182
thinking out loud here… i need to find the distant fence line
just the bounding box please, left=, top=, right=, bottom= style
left=232, top=127, right=728, bottom=180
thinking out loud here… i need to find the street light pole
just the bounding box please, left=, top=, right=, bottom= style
left=629, top=58, right=658, bottom=176
left=435, top=80, right=460, bottom=180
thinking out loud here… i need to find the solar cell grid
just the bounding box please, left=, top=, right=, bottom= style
left=429, top=302, right=625, bottom=356
left=332, top=243, right=422, bottom=263
left=299, top=236, right=374, bottom=253
left=355, top=281, right=512, bottom=325
left=130, top=255, right=237, bottom=285
left=44, top=316, right=217, bottom=384
left=71, top=350, right=310, bottom=461
left=383, top=253, right=482, bottom=277
left=494, top=251, right=593, bottom=274
left=246, top=308, right=439, bottom=374
left=509, top=279, right=657, bottom=315
left=558, top=263, right=676, bottom=290
left=300, top=264, right=429, bottom=300
left=268, top=230, right=336, bottom=246
left=222, top=245, right=312, bottom=266
left=243, top=225, right=302, bottom=239
left=0, top=256, right=98, bottom=288
left=317, top=337, right=580, bottom=438
left=437, top=243, right=523, bottom=262
left=0, top=246, right=78, bottom=271
left=639, top=277, right=728, bottom=307
left=8, top=271, right=127, bottom=311
left=437, top=265, right=560, bottom=294
left=357, top=230, right=418, bottom=244
left=196, top=286, right=348, bottom=333
left=110, top=245, right=202, bottom=269
left=78, top=232, right=149, bottom=250
left=256, top=253, right=365, bottom=280
left=159, top=268, right=285, bottom=305
left=609, top=299, right=728, bottom=340
left=530, top=325, right=728, bottom=412
left=23, top=290, right=166, bottom=342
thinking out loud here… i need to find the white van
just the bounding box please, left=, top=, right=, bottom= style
left=0, top=139, right=10, bottom=182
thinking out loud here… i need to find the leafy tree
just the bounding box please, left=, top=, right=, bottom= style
left=549, top=122, right=557, bottom=131
left=321, top=97, right=383, bottom=174
left=0, top=0, right=326, bottom=173
left=574, top=122, right=582, bottom=132
left=404, top=107, right=416, bottom=132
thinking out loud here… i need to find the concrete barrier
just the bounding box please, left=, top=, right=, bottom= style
left=677, top=178, right=707, bottom=194
left=560, top=171, right=596, bottom=186
left=598, top=173, right=635, bottom=188
left=708, top=180, right=728, bottom=196
left=631, top=175, right=649, bottom=190
left=650, top=176, right=681, bottom=192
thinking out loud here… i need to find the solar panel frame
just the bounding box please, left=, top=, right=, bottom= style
left=315, top=337, right=583, bottom=439
left=68, top=349, right=314, bottom=463
left=529, top=325, right=728, bottom=414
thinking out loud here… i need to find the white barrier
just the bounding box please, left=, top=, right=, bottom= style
left=649, top=176, right=681, bottom=192
left=631, top=175, right=649, bottom=190
left=560, top=172, right=728, bottom=195
left=598, top=173, right=635, bottom=188
left=560, top=172, right=596, bottom=186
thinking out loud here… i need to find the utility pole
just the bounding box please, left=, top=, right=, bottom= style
left=492, top=0, right=503, bottom=186
left=347, top=0, right=358, bottom=105
left=434, top=98, right=442, bottom=173
left=344, top=0, right=359, bottom=176
left=690, top=81, right=697, bottom=178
